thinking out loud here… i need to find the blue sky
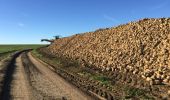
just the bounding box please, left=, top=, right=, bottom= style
left=0, top=0, right=170, bottom=44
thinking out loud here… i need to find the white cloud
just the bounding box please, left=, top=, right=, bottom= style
left=103, top=14, right=119, bottom=23
left=18, top=23, right=24, bottom=27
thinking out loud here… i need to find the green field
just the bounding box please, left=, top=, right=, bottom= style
left=0, top=45, right=45, bottom=53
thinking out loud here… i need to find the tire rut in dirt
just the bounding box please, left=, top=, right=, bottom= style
left=21, top=51, right=70, bottom=100
left=0, top=51, right=26, bottom=100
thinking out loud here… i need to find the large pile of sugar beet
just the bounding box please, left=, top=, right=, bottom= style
left=46, top=18, right=170, bottom=85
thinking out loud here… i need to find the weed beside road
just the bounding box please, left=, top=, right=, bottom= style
left=36, top=48, right=161, bottom=99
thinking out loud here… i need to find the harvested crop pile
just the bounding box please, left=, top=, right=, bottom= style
left=45, top=18, right=170, bottom=85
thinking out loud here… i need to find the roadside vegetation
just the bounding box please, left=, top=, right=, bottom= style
left=0, top=45, right=45, bottom=53
left=32, top=48, right=155, bottom=99
left=78, top=71, right=112, bottom=87
left=124, top=86, right=154, bottom=99
left=0, top=45, right=45, bottom=61
left=33, top=49, right=113, bottom=88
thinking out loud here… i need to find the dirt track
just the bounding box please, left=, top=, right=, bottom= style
left=0, top=51, right=92, bottom=100
left=10, top=54, right=32, bottom=100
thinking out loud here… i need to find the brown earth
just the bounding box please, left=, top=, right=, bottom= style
left=10, top=54, right=32, bottom=100
left=0, top=50, right=93, bottom=100
left=26, top=52, right=92, bottom=100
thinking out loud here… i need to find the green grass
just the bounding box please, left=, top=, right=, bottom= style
left=0, top=45, right=45, bottom=61
left=78, top=71, right=111, bottom=86
left=33, top=49, right=83, bottom=74
left=0, top=45, right=45, bottom=53
left=33, top=48, right=156, bottom=99
left=93, top=75, right=110, bottom=84
left=32, top=49, right=43, bottom=57
left=32, top=49, right=61, bottom=65
left=33, top=49, right=113, bottom=87
left=33, top=49, right=112, bottom=86
left=124, top=86, right=154, bottom=99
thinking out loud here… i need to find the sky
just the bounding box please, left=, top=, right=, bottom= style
left=0, top=0, right=170, bottom=44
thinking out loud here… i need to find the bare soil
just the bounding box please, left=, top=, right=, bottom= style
left=0, top=50, right=93, bottom=100
left=10, top=55, right=32, bottom=100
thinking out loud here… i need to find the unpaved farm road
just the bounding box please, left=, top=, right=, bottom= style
left=0, top=51, right=93, bottom=100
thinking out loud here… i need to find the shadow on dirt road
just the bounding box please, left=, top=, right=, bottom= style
left=0, top=50, right=30, bottom=100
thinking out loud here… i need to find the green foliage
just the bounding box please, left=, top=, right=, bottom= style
left=93, top=76, right=110, bottom=84
left=32, top=49, right=43, bottom=58
left=78, top=71, right=111, bottom=85
left=0, top=45, right=45, bottom=53
left=124, top=86, right=154, bottom=99
left=32, top=49, right=61, bottom=65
